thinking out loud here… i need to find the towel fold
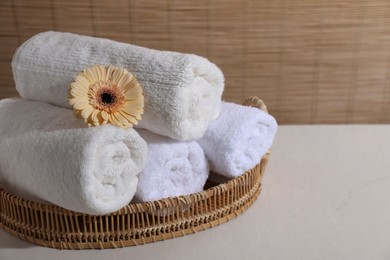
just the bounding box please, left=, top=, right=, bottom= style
left=12, top=31, right=224, bottom=141
left=0, top=98, right=147, bottom=215
left=134, top=130, right=209, bottom=202
left=197, top=102, right=277, bottom=178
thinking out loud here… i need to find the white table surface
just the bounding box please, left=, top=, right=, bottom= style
left=1, top=125, right=389, bottom=260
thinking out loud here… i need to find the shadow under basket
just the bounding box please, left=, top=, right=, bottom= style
left=0, top=96, right=271, bottom=249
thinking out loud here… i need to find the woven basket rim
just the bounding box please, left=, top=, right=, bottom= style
left=0, top=155, right=268, bottom=249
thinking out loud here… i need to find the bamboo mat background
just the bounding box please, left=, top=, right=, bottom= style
left=1, top=0, right=390, bottom=124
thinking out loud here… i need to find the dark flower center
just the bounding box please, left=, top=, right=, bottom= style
left=101, top=92, right=115, bottom=104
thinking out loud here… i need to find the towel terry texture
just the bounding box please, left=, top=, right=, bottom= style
left=197, top=102, right=277, bottom=178
left=135, top=130, right=209, bottom=202
left=0, top=98, right=147, bottom=215
left=12, top=31, right=224, bottom=141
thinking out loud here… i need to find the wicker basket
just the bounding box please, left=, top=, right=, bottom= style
left=0, top=96, right=271, bottom=249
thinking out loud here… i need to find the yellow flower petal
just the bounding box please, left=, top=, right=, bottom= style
left=106, top=66, right=115, bottom=80
left=75, top=74, right=93, bottom=86
left=99, top=65, right=108, bottom=81
left=111, top=67, right=125, bottom=86
left=113, top=112, right=129, bottom=126
left=69, top=98, right=89, bottom=108
left=109, top=113, right=123, bottom=127
left=117, top=72, right=132, bottom=88
left=125, top=85, right=142, bottom=100
left=90, top=110, right=100, bottom=125
left=101, top=110, right=109, bottom=121
left=68, top=98, right=78, bottom=106
left=81, top=106, right=95, bottom=120
left=97, top=111, right=108, bottom=124
left=117, top=71, right=132, bottom=88
left=123, top=105, right=143, bottom=116
left=95, top=66, right=103, bottom=80
left=70, top=87, right=88, bottom=99
left=119, top=111, right=138, bottom=125
left=73, top=101, right=90, bottom=110
left=85, top=67, right=98, bottom=83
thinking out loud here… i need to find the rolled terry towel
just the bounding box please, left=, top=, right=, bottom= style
left=12, top=31, right=224, bottom=141
left=134, top=130, right=209, bottom=202
left=197, top=102, right=277, bottom=178
left=0, top=98, right=147, bottom=215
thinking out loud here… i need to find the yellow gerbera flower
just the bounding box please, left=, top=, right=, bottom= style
left=68, top=65, right=144, bottom=128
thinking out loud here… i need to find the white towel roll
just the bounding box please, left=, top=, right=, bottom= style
left=12, top=31, right=224, bottom=141
left=197, top=102, right=277, bottom=178
left=134, top=130, right=209, bottom=202
left=0, top=98, right=147, bottom=215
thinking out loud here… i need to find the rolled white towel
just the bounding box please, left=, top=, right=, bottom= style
left=0, top=98, right=147, bottom=215
left=134, top=130, right=209, bottom=202
left=12, top=31, right=224, bottom=141
left=197, top=102, right=277, bottom=178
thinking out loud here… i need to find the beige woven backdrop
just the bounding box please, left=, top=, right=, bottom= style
left=1, top=0, right=390, bottom=124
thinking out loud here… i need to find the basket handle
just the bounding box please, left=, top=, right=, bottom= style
left=242, top=96, right=268, bottom=113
